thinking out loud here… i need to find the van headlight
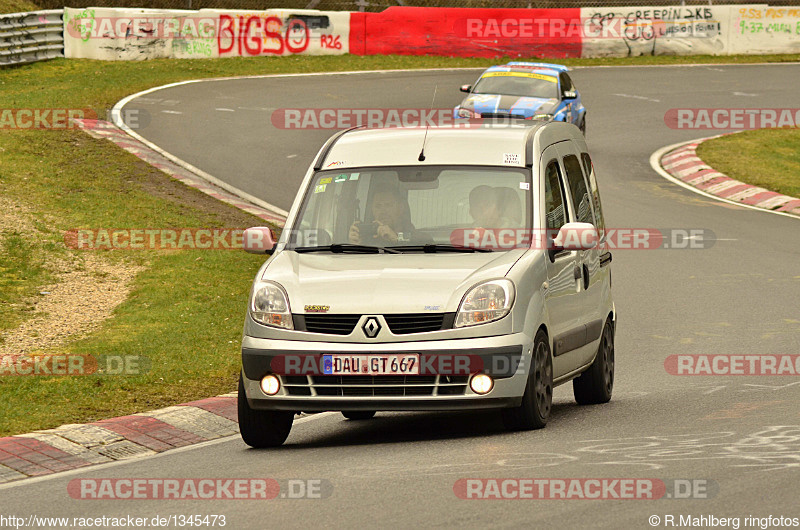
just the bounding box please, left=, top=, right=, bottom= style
left=250, top=281, right=293, bottom=330
left=455, top=279, right=515, bottom=328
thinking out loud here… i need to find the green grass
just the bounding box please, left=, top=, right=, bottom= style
left=697, top=129, right=800, bottom=199
left=0, top=129, right=267, bottom=436
left=2, top=52, right=800, bottom=436
left=0, top=0, right=38, bottom=13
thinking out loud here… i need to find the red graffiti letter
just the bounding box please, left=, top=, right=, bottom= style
left=218, top=14, right=234, bottom=54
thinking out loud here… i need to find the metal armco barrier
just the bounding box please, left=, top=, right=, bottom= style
left=0, top=9, right=64, bottom=66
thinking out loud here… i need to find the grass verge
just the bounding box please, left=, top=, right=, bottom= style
left=696, top=129, right=800, bottom=199
left=1, top=52, right=799, bottom=436
left=0, top=0, right=38, bottom=13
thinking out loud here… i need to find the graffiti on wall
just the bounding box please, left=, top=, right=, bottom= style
left=63, top=8, right=348, bottom=60
left=581, top=6, right=727, bottom=57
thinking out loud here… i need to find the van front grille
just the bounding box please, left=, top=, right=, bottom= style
left=300, top=314, right=360, bottom=335
left=294, top=313, right=454, bottom=335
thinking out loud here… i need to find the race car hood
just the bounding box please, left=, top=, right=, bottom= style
left=461, top=95, right=560, bottom=117
left=261, top=249, right=526, bottom=315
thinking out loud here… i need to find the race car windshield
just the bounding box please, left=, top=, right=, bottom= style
left=284, top=166, right=533, bottom=252
left=472, top=75, right=559, bottom=99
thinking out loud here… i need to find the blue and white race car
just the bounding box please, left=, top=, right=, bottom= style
left=454, top=62, right=586, bottom=134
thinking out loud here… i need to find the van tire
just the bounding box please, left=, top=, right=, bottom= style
left=502, top=329, right=552, bottom=431
left=573, top=319, right=614, bottom=405
left=238, top=375, right=294, bottom=448
left=342, top=411, right=376, bottom=420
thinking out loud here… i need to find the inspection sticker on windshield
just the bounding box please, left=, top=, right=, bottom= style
left=322, top=354, right=420, bottom=375
left=519, top=182, right=530, bottom=190
left=314, top=184, right=327, bottom=193
left=504, top=153, right=521, bottom=165
left=334, top=174, right=348, bottom=183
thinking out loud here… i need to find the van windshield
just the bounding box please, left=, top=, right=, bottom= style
left=284, top=166, right=532, bottom=252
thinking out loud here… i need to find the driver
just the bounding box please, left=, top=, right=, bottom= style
left=349, top=187, right=415, bottom=244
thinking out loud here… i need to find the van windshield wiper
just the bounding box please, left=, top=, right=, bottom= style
left=293, top=244, right=402, bottom=254
left=387, top=244, right=493, bottom=253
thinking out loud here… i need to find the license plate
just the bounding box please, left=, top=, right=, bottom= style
left=322, top=354, right=419, bottom=375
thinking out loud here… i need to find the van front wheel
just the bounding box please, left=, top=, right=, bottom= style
left=238, top=375, right=294, bottom=448
left=502, top=330, right=552, bottom=431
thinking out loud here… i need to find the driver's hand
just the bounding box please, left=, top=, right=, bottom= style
left=375, top=221, right=398, bottom=242
left=348, top=222, right=361, bottom=244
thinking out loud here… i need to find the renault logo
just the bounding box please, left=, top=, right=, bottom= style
left=362, top=317, right=381, bottom=338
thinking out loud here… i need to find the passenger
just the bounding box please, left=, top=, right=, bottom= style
left=469, top=185, right=521, bottom=229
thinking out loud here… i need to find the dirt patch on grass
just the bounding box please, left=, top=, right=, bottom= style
left=0, top=254, right=144, bottom=356
left=0, top=195, right=144, bottom=356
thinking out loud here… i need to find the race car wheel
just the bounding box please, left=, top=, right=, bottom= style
left=238, top=375, right=294, bottom=448
left=502, top=329, right=552, bottom=431
left=342, top=411, right=377, bottom=420
left=573, top=318, right=614, bottom=405
left=579, top=116, right=587, bottom=135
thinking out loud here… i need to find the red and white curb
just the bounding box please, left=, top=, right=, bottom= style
left=658, top=135, right=800, bottom=217
left=75, top=119, right=287, bottom=228
left=0, top=394, right=238, bottom=484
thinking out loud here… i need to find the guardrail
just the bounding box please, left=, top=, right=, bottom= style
left=0, top=9, right=64, bottom=66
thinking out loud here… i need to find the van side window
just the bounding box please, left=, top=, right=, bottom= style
left=581, top=153, right=605, bottom=237
left=544, top=160, right=567, bottom=231
left=563, top=154, right=593, bottom=226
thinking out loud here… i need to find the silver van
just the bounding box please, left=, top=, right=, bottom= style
left=238, top=121, right=615, bottom=447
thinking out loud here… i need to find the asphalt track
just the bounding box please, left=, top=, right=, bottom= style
left=3, top=65, right=800, bottom=528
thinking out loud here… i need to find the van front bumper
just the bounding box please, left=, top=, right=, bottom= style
left=241, top=333, right=533, bottom=412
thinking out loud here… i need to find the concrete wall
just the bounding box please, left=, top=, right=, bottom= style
left=63, top=5, right=800, bottom=60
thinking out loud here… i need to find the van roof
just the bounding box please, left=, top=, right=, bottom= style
left=315, top=121, right=582, bottom=170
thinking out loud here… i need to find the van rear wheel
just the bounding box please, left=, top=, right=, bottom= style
left=502, top=330, right=552, bottom=431
left=573, top=319, right=614, bottom=405
left=238, top=375, right=294, bottom=448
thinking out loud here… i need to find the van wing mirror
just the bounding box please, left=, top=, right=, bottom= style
left=460, top=84, right=472, bottom=93
left=552, top=222, right=597, bottom=251
left=243, top=227, right=277, bottom=255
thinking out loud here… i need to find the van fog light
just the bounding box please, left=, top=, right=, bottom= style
left=470, top=374, right=494, bottom=395
left=260, top=374, right=281, bottom=396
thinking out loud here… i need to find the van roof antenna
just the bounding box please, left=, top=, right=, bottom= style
left=418, top=85, right=437, bottom=162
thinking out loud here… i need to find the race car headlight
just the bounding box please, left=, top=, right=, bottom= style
left=531, top=113, right=554, bottom=121
left=250, top=281, right=293, bottom=329
left=455, top=279, right=515, bottom=328
left=457, top=108, right=478, bottom=118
